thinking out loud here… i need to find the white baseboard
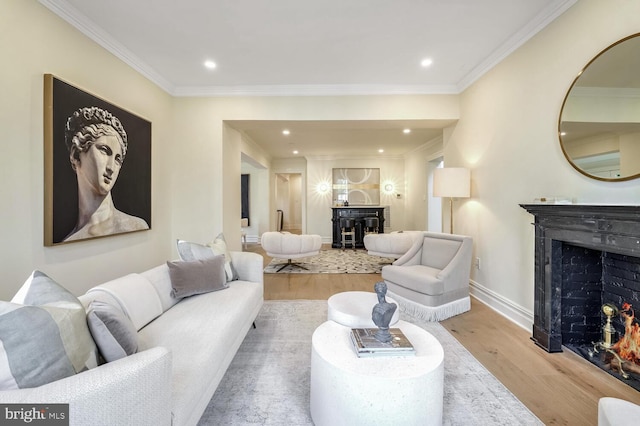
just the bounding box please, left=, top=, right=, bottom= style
left=469, top=279, right=533, bottom=332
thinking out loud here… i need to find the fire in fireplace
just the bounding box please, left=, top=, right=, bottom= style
left=611, top=303, right=640, bottom=373
left=521, top=204, right=640, bottom=391
left=582, top=302, right=640, bottom=387
left=561, top=246, right=640, bottom=390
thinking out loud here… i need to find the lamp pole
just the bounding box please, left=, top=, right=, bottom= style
left=449, top=197, right=454, bottom=234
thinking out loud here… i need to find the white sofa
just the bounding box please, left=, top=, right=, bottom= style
left=0, top=250, right=264, bottom=426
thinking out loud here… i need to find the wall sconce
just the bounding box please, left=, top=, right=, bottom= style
left=382, top=182, right=401, bottom=198
left=316, top=181, right=331, bottom=194
left=433, top=167, right=470, bottom=234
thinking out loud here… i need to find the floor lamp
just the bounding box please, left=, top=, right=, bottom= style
left=433, top=167, right=470, bottom=234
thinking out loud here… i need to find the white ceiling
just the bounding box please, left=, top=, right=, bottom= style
left=230, top=119, right=457, bottom=159
left=40, top=0, right=577, bottom=159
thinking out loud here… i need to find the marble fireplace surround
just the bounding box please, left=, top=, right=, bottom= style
left=520, top=204, right=640, bottom=353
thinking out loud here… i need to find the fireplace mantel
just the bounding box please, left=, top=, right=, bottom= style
left=520, top=204, right=640, bottom=352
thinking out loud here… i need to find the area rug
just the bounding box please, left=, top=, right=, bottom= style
left=264, top=249, right=390, bottom=274
left=197, top=300, right=543, bottom=425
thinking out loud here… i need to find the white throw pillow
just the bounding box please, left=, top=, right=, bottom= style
left=208, top=233, right=239, bottom=281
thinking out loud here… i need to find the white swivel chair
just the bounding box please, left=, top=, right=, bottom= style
left=261, top=231, right=322, bottom=272
left=381, top=232, right=473, bottom=321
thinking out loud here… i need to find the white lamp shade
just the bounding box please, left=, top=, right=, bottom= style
left=433, top=168, right=470, bottom=198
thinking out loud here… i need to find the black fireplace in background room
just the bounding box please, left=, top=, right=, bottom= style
left=521, top=204, right=640, bottom=390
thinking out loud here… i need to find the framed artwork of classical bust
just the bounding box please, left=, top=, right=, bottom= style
left=43, top=74, right=152, bottom=246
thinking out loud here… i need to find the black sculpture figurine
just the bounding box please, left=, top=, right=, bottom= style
left=371, top=281, right=397, bottom=343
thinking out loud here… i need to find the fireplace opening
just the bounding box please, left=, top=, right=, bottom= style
left=561, top=243, right=640, bottom=391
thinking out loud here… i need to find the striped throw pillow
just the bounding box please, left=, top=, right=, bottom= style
left=0, top=271, right=99, bottom=389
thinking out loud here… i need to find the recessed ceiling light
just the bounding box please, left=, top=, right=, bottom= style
left=403, top=128, right=411, bottom=134
left=420, top=58, right=433, bottom=68
left=204, top=60, right=216, bottom=69
left=292, top=150, right=299, bottom=155
left=560, top=132, right=567, bottom=136
left=378, top=149, right=384, bottom=153
left=282, top=129, right=290, bottom=135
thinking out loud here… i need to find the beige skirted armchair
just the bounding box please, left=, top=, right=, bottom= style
left=381, top=232, right=473, bottom=321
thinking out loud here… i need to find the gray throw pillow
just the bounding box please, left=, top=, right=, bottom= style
left=177, top=236, right=239, bottom=282
left=167, top=255, right=228, bottom=298
left=0, top=271, right=99, bottom=390
left=87, top=301, right=139, bottom=363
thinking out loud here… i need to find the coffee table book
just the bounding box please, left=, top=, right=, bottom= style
left=350, top=328, right=415, bottom=357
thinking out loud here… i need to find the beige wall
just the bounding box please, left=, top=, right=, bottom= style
left=448, top=0, right=640, bottom=327
left=403, top=137, right=444, bottom=231
left=0, top=1, right=174, bottom=299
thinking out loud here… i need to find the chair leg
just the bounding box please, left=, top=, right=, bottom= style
left=275, top=259, right=310, bottom=272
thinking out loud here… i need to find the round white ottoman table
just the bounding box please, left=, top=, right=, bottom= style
left=327, top=291, right=400, bottom=328
left=310, top=320, right=444, bottom=426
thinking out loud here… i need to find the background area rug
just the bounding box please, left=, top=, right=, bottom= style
left=264, top=249, right=389, bottom=274
left=198, top=300, right=543, bottom=425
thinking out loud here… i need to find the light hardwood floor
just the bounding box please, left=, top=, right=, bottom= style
left=248, top=243, right=640, bottom=426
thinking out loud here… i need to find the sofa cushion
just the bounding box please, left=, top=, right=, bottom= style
left=87, top=301, right=139, bottom=363
left=140, top=264, right=181, bottom=312
left=382, top=264, right=444, bottom=295
left=421, top=237, right=461, bottom=270
left=137, top=278, right=264, bottom=426
left=0, top=271, right=99, bottom=390
left=167, top=255, right=228, bottom=298
left=86, top=274, right=163, bottom=331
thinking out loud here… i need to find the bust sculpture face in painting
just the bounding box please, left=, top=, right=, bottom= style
left=372, top=281, right=397, bottom=343
left=63, top=106, right=149, bottom=242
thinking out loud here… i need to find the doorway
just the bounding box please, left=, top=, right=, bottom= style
left=275, top=173, right=302, bottom=234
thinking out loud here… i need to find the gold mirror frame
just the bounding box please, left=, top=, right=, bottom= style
left=558, top=33, right=640, bottom=182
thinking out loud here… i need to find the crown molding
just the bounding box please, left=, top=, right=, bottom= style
left=456, top=0, right=578, bottom=92
left=38, top=0, right=175, bottom=93
left=171, top=84, right=459, bottom=98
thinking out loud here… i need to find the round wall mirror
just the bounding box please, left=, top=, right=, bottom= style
left=559, top=33, right=640, bottom=181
